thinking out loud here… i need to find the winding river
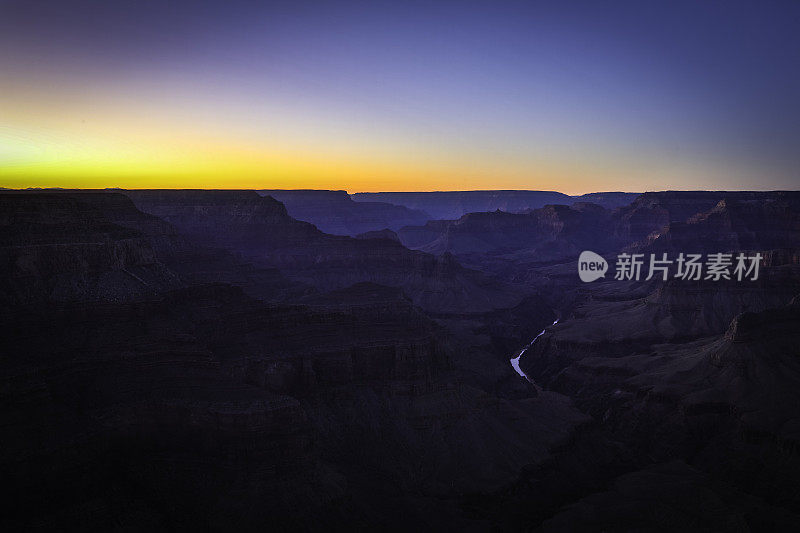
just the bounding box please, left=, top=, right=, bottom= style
left=510, top=318, right=559, bottom=383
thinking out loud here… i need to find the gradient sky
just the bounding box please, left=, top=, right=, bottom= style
left=1, top=0, right=798, bottom=193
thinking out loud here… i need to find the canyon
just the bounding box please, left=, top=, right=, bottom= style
left=1, top=188, right=798, bottom=530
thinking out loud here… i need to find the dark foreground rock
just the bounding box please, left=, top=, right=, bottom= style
left=3, top=189, right=799, bottom=530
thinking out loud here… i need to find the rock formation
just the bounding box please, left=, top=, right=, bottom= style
left=3, top=188, right=799, bottom=530
left=258, top=189, right=430, bottom=235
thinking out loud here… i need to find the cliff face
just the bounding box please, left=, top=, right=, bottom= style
left=397, top=203, right=618, bottom=261
left=352, top=190, right=574, bottom=220
left=477, top=191, right=800, bottom=529
left=612, top=191, right=797, bottom=247
left=515, top=272, right=800, bottom=529
left=126, top=190, right=320, bottom=248
left=352, top=190, right=638, bottom=220
left=0, top=269, right=585, bottom=529
left=0, top=287, right=323, bottom=530
left=5, top=188, right=800, bottom=530
left=569, top=191, right=640, bottom=209
left=0, top=193, right=180, bottom=305
left=126, top=190, right=522, bottom=313
left=637, top=192, right=800, bottom=255
left=397, top=191, right=799, bottom=264
left=518, top=190, right=800, bottom=384
left=355, top=228, right=401, bottom=242
left=258, top=189, right=430, bottom=235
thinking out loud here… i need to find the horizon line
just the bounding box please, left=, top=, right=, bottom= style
left=5, top=187, right=800, bottom=195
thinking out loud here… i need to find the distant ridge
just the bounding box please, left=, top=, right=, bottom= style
left=351, top=190, right=639, bottom=219
left=257, top=189, right=430, bottom=235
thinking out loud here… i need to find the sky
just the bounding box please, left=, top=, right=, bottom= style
left=1, top=0, right=798, bottom=194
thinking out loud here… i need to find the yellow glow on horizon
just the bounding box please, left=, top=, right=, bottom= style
left=0, top=75, right=611, bottom=194
left=0, top=119, right=631, bottom=194
left=1, top=75, right=766, bottom=195
left=0, top=136, right=746, bottom=195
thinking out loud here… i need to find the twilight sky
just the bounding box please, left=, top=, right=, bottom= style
left=1, top=0, right=798, bottom=193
